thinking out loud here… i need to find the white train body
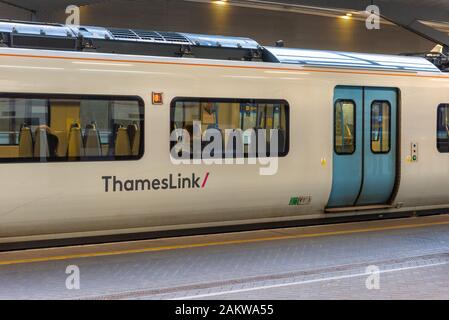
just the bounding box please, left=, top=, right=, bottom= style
left=0, top=34, right=448, bottom=244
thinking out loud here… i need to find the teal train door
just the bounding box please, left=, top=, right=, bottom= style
left=327, top=86, right=397, bottom=209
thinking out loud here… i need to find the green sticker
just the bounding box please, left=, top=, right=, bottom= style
left=289, top=197, right=299, bottom=206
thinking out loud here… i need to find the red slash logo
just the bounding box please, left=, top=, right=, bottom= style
left=201, top=172, right=210, bottom=188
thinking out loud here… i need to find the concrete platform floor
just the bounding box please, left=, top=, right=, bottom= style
left=1, top=214, right=449, bottom=299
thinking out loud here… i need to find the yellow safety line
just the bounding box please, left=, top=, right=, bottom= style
left=1, top=219, right=449, bottom=266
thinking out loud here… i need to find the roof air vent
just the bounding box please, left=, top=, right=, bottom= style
left=133, top=30, right=164, bottom=42
left=108, top=28, right=139, bottom=40
left=158, top=31, right=189, bottom=44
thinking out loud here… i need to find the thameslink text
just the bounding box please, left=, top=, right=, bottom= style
left=101, top=173, right=208, bottom=192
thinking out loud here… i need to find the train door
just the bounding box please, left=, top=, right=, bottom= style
left=327, top=86, right=397, bottom=209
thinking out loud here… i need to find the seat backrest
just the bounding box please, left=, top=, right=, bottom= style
left=67, top=126, right=84, bottom=157
left=225, top=129, right=244, bottom=158
left=34, top=128, right=49, bottom=158
left=115, top=126, right=131, bottom=156
left=54, top=131, right=67, bottom=157
left=127, top=124, right=140, bottom=156
left=84, top=125, right=102, bottom=157
left=277, top=128, right=286, bottom=153
left=19, top=126, right=33, bottom=158
left=221, top=128, right=231, bottom=157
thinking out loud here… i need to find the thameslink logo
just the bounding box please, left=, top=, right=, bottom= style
left=101, top=173, right=210, bottom=192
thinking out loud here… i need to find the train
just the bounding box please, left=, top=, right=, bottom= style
left=0, top=20, right=448, bottom=247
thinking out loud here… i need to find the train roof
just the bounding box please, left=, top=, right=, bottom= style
left=0, top=20, right=442, bottom=74
left=267, top=47, right=441, bottom=73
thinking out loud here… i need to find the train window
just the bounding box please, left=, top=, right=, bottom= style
left=437, top=104, right=449, bottom=153
left=334, top=100, right=355, bottom=154
left=170, top=98, right=289, bottom=158
left=371, top=101, right=391, bottom=153
left=0, top=94, right=143, bottom=162
left=0, top=99, right=48, bottom=145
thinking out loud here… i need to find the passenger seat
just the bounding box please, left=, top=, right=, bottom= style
left=34, top=127, right=49, bottom=158
left=67, top=123, right=85, bottom=157
left=18, top=126, right=33, bottom=158
left=115, top=126, right=131, bottom=156
left=277, top=128, right=286, bottom=153
left=127, top=124, right=140, bottom=156
left=84, top=123, right=102, bottom=157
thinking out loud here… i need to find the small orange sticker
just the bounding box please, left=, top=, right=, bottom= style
left=152, top=92, right=163, bottom=105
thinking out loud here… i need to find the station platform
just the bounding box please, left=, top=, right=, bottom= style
left=1, top=214, right=449, bottom=300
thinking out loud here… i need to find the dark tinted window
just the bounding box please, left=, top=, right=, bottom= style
left=437, top=104, right=449, bottom=153
left=170, top=98, right=289, bottom=158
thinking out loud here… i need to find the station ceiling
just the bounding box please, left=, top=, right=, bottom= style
left=2, top=0, right=449, bottom=21
left=275, top=0, right=449, bottom=21
left=0, top=1, right=103, bottom=13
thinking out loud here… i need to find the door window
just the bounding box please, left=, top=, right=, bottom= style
left=371, top=101, right=391, bottom=153
left=334, top=100, right=355, bottom=154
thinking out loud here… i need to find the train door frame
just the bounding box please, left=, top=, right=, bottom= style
left=326, top=86, right=401, bottom=212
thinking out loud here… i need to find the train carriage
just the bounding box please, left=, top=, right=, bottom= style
left=0, top=20, right=448, bottom=247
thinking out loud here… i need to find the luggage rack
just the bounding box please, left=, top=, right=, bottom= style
left=0, top=20, right=278, bottom=62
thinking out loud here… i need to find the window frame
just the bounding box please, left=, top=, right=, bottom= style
left=370, top=100, right=391, bottom=154
left=334, top=99, right=356, bottom=155
left=0, top=93, right=145, bottom=163
left=170, top=97, right=290, bottom=158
